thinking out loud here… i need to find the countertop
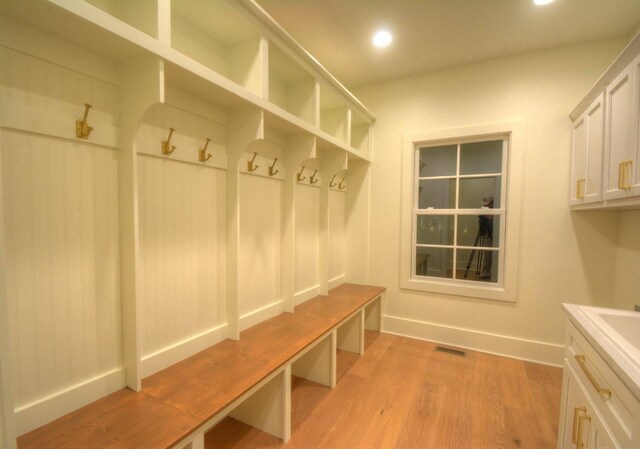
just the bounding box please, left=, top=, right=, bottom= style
left=562, top=303, right=640, bottom=401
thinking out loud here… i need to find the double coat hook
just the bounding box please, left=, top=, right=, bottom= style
left=310, top=169, right=319, bottom=185
left=297, top=166, right=306, bottom=182
left=75, top=103, right=93, bottom=139
left=248, top=152, right=259, bottom=172
left=199, top=137, right=212, bottom=162
left=269, top=158, right=279, bottom=176
left=338, top=177, right=346, bottom=190
left=329, top=175, right=337, bottom=188
left=162, top=128, right=176, bottom=155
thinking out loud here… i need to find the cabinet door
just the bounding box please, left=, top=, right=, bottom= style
left=591, top=421, right=619, bottom=449
left=570, top=112, right=588, bottom=205
left=559, top=362, right=622, bottom=449
left=560, top=363, right=592, bottom=449
left=603, top=57, right=638, bottom=200
left=571, top=93, right=605, bottom=206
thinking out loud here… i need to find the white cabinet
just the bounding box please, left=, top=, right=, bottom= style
left=569, top=35, right=640, bottom=209
left=570, top=93, right=605, bottom=205
left=558, top=320, right=639, bottom=449
left=559, top=362, right=621, bottom=449
left=602, top=55, right=640, bottom=201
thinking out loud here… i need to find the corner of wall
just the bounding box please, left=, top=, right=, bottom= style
left=612, top=210, right=640, bottom=310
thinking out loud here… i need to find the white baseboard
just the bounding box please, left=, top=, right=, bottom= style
left=15, top=367, right=125, bottom=436
left=383, top=315, right=564, bottom=367
left=239, top=300, right=284, bottom=331
left=141, top=323, right=228, bottom=377
left=294, top=285, right=320, bottom=306
left=328, top=275, right=345, bottom=290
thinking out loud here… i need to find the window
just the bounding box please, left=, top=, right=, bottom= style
left=415, top=138, right=506, bottom=284
left=400, top=122, right=524, bottom=302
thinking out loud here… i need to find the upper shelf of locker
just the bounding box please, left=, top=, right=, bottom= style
left=0, top=0, right=375, bottom=161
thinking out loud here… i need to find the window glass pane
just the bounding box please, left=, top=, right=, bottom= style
left=418, top=179, right=456, bottom=209
left=455, top=248, right=499, bottom=283
left=416, top=247, right=453, bottom=279
left=419, top=145, right=457, bottom=177
left=456, top=215, right=500, bottom=248
left=459, top=177, right=501, bottom=209
left=417, top=215, right=454, bottom=245
left=460, top=140, right=502, bottom=175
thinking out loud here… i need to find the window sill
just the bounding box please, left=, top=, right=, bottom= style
left=400, top=277, right=516, bottom=302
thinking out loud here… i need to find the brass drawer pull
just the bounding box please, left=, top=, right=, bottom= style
left=572, top=406, right=586, bottom=443
left=577, top=413, right=591, bottom=449
left=575, top=355, right=612, bottom=397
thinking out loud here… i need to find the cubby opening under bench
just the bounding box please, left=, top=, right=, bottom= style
left=16, top=284, right=385, bottom=449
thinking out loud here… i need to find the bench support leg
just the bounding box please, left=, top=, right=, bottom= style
left=230, top=366, right=291, bottom=442
left=365, top=295, right=382, bottom=332
left=337, top=309, right=364, bottom=355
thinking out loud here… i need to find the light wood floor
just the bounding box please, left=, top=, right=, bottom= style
left=206, top=332, right=563, bottom=449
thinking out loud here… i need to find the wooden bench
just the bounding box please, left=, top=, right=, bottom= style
left=17, top=284, right=385, bottom=449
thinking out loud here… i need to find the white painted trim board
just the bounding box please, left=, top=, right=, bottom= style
left=383, top=314, right=564, bottom=367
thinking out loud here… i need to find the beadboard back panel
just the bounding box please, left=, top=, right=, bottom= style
left=329, top=190, right=346, bottom=283
left=137, top=156, right=226, bottom=357
left=1, top=130, right=122, bottom=413
left=0, top=43, right=123, bottom=434
left=135, top=104, right=227, bottom=365
left=238, top=171, right=282, bottom=322
left=294, top=184, right=319, bottom=299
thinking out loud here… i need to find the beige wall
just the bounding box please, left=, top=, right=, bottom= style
left=354, top=37, right=629, bottom=365
left=613, top=210, right=640, bottom=311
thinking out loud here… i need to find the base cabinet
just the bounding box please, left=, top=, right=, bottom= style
left=559, top=362, right=621, bottom=449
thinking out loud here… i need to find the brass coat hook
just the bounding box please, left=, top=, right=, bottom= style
left=75, top=103, right=93, bottom=139
left=297, top=166, right=306, bottom=182
left=248, top=152, right=259, bottom=172
left=329, top=175, right=337, bottom=188
left=199, top=137, right=212, bottom=162
left=338, top=177, right=346, bottom=190
left=162, top=128, right=176, bottom=155
left=310, top=169, right=319, bottom=185
left=269, top=157, right=279, bottom=176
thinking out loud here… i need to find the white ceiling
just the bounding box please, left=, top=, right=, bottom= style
left=257, top=0, right=640, bottom=88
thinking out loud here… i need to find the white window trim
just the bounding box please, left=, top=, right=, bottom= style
left=400, top=121, right=525, bottom=302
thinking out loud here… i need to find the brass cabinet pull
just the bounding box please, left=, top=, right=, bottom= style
left=576, top=179, right=585, bottom=199
left=571, top=406, right=586, bottom=443
left=624, top=160, right=633, bottom=190
left=618, top=160, right=634, bottom=191
left=576, top=413, right=591, bottom=449
left=575, top=355, right=612, bottom=397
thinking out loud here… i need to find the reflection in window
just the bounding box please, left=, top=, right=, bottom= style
left=413, top=138, right=506, bottom=284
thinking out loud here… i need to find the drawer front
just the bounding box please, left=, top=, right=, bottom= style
left=566, top=322, right=635, bottom=447
left=561, top=361, right=623, bottom=449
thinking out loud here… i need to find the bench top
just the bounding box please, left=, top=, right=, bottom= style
left=17, top=283, right=385, bottom=449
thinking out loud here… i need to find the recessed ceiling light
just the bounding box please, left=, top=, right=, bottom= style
left=533, top=0, right=555, bottom=5
left=373, top=30, right=392, bottom=48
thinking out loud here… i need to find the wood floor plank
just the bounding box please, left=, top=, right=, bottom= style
left=206, top=334, right=563, bottom=449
